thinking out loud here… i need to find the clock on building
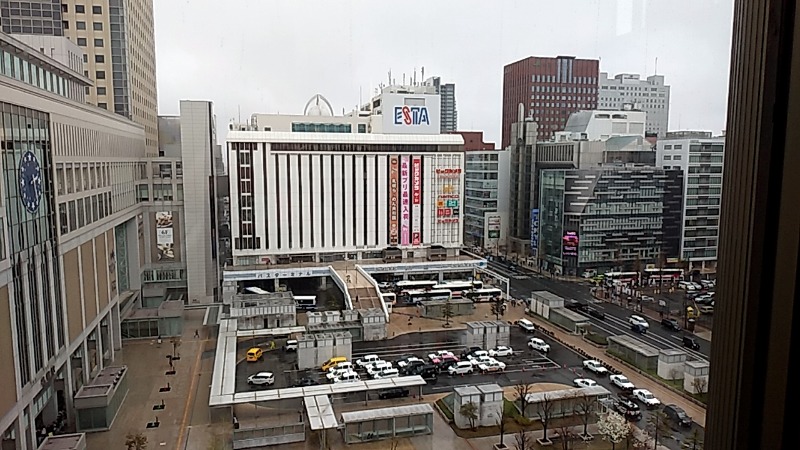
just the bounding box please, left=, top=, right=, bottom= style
left=18, top=151, right=43, bottom=214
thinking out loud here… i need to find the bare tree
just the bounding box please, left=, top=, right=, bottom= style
left=645, top=410, right=672, bottom=449
left=572, top=394, right=597, bottom=439
left=125, top=432, right=148, bottom=450
left=685, top=428, right=704, bottom=450
left=491, top=295, right=505, bottom=320
left=514, top=429, right=533, bottom=450
left=536, top=393, right=556, bottom=445
left=597, top=411, right=630, bottom=450
left=442, top=296, right=455, bottom=328
left=668, top=367, right=681, bottom=381
left=460, top=401, right=479, bottom=431
left=555, top=418, right=579, bottom=450
left=691, top=377, right=708, bottom=396
left=496, top=405, right=510, bottom=448
left=513, top=383, right=533, bottom=417
left=170, top=338, right=182, bottom=359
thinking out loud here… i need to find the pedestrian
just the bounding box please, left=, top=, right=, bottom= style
left=194, top=329, right=199, bottom=339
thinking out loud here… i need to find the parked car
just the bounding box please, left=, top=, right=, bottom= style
left=327, top=361, right=353, bottom=373
left=663, top=404, right=693, bottom=428
left=356, top=354, right=381, bottom=368
left=378, top=387, right=410, bottom=400
left=698, top=305, right=714, bottom=314
left=466, top=350, right=490, bottom=361
left=468, top=355, right=494, bottom=367
left=478, top=359, right=506, bottom=373
left=247, top=372, right=275, bottom=386
left=631, top=323, right=648, bottom=334
left=373, top=368, right=400, bottom=379
left=283, top=339, right=298, bottom=352
left=326, top=367, right=352, bottom=381
left=428, top=352, right=459, bottom=365
left=528, top=338, right=551, bottom=353
left=610, top=374, right=636, bottom=391
left=682, top=336, right=701, bottom=350
left=461, top=346, right=483, bottom=359
left=583, top=360, right=609, bottom=376
left=448, top=361, right=475, bottom=376
left=292, top=377, right=319, bottom=388
left=366, top=361, right=393, bottom=376
left=488, top=346, right=514, bottom=357
left=629, top=315, right=650, bottom=329
left=612, top=397, right=642, bottom=421
left=588, top=308, right=606, bottom=320
left=331, top=371, right=360, bottom=384
left=661, top=318, right=681, bottom=331
left=396, top=356, right=424, bottom=369
left=399, top=359, right=425, bottom=374
left=632, top=389, right=661, bottom=407
left=565, top=299, right=589, bottom=312
left=574, top=378, right=598, bottom=388
left=518, top=319, right=536, bottom=333
left=405, top=363, right=438, bottom=378
left=641, top=295, right=655, bottom=303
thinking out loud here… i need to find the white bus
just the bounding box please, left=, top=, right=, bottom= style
left=381, top=292, right=397, bottom=305
left=433, top=280, right=484, bottom=299
left=294, top=295, right=317, bottom=310
left=465, top=288, right=504, bottom=303
left=245, top=286, right=270, bottom=295
left=405, top=289, right=451, bottom=304
left=395, top=280, right=438, bottom=292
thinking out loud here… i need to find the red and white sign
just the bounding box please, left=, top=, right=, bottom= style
left=400, top=156, right=411, bottom=246
left=389, top=157, right=399, bottom=245
left=411, top=157, right=422, bottom=245
left=435, top=168, right=461, bottom=178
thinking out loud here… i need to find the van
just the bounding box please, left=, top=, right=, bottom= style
left=448, top=361, right=475, bottom=375
left=333, top=370, right=360, bottom=384
left=283, top=339, right=298, bottom=352
left=246, top=347, right=263, bottom=362
left=321, top=356, right=347, bottom=371
left=518, top=319, right=536, bottom=333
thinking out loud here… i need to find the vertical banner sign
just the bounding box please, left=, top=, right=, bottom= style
left=156, top=211, right=175, bottom=261
left=530, top=209, right=540, bottom=260
left=411, top=157, right=422, bottom=245
left=389, top=157, right=400, bottom=246
left=400, top=156, right=411, bottom=246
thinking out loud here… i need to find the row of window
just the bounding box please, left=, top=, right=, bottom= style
left=533, top=75, right=597, bottom=84
left=533, top=85, right=597, bottom=94
left=62, top=4, right=104, bottom=14
left=1, top=49, right=79, bottom=100
left=135, top=183, right=185, bottom=202
left=58, top=192, right=111, bottom=235
left=55, top=162, right=111, bottom=196
left=64, top=20, right=103, bottom=31
left=663, top=155, right=683, bottom=161
left=603, top=85, right=663, bottom=92
left=663, top=144, right=684, bottom=150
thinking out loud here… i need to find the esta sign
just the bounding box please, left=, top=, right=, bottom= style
left=394, top=106, right=431, bottom=126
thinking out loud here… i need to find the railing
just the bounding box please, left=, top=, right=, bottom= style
left=357, top=264, right=389, bottom=322
left=233, top=423, right=305, bottom=449
left=328, top=266, right=353, bottom=310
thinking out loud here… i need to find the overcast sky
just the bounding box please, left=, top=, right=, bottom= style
left=154, top=0, right=733, bottom=145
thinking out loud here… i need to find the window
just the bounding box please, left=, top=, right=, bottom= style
left=96, top=70, right=105, bottom=79
left=97, top=87, right=106, bottom=95
left=674, top=155, right=682, bottom=160
left=93, top=22, right=103, bottom=31
left=62, top=4, right=68, bottom=13
left=77, top=38, right=87, bottom=46
left=76, top=5, right=86, bottom=14
left=76, top=21, right=86, bottom=30
left=98, top=103, right=107, bottom=109
left=95, top=54, right=104, bottom=63
left=94, top=38, right=104, bottom=47
left=92, top=6, right=102, bottom=14
left=63, top=21, right=69, bottom=30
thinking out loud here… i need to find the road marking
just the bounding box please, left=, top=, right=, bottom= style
left=176, top=339, right=205, bottom=450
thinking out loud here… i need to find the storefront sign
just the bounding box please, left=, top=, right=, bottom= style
left=389, top=157, right=399, bottom=245
left=400, top=156, right=411, bottom=246
left=412, top=157, right=422, bottom=245
left=530, top=209, right=539, bottom=260
left=435, top=168, right=461, bottom=178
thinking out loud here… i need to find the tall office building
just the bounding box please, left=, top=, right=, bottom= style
left=656, top=131, right=725, bottom=275
left=1, top=0, right=159, bottom=155
left=598, top=72, right=670, bottom=137
left=425, top=76, right=457, bottom=133
left=502, top=55, right=599, bottom=147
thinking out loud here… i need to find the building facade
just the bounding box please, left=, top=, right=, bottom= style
left=656, top=131, right=725, bottom=274
left=463, top=150, right=510, bottom=251
left=598, top=73, right=670, bottom=137
left=1, top=30, right=147, bottom=449
left=502, top=55, right=599, bottom=146
left=561, top=108, right=646, bottom=141
left=2, top=0, right=160, bottom=154
left=425, top=76, right=457, bottom=133
left=537, top=167, right=683, bottom=276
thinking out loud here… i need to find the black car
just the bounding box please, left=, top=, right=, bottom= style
left=631, top=323, right=647, bottom=334
left=588, top=308, right=606, bottom=320
left=682, top=336, right=701, bottom=350
left=565, top=299, right=589, bottom=312
left=399, top=360, right=425, bottom=375
left=663, top=404, right=693, bottom=428
left=612, top=397, right=642, bottom=421
left=292, top=377, right=319, bottom=388
left=461, top=346, right=483, bottom=359
left=661, top=318, right=681, bottom=331
left=378, top=388, right=410, bottom=400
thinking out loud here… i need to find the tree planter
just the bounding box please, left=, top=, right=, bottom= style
left=493, top=444, right=509, bottom=450
left=536, top=438, right=553, bottom=446
left=580, top=433, right=594, bottom=441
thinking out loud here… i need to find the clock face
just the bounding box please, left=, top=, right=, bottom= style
left=18, top=151, right=43, bottom=214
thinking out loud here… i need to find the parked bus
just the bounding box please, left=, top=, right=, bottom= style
left=294, top=295, right=317, bottom=310
left=245, top=286, right=270, bottom=295
left=643, top=268, right=684, bottom=281
left=381, top=292, right=397, bottom=306
left=395, top=280, right=438, bottom=293
left=405, top=289, right=451, bottom=304
left=603, top=272, right=640, bottom=284
left=433, top=280, right=484, bottom=299
left=465, top=288, right=504, bottom=303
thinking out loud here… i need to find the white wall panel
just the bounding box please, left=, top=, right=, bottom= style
left=266, top=148, right=278, bottom=251
left=343, top=154, right=354, bottom=248
left=311, top=154, right=322, bottom=249
left=323, top=154, right=333, bottom=248
left=332, top=155, right=343, bottom=248
left=301, top=154, right=312, bottom=249
left=354, top=155, right=364, bottom=247
left=277, top=154, right=290, bottom=250
left=365, top=155, right=376, bottom=246
left=289, top=154, right=301, bottom=249
left=377, top=155, right=389, bottom=247
left=252, top=145, right=266, bottom=246
left=228, top=149, right=240, bottom=242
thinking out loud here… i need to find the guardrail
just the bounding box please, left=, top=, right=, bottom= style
left=328, top=266, right=353, bottom=310
left=356, top=264, right=390, bottom=322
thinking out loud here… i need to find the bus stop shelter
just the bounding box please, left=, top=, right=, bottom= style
left=340, top=403, right=434, bottom=443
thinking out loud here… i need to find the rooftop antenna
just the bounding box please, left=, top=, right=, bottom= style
left=421, top=66, right=425, bottom=82
left=238, top=105, right=241, bottom=124
left=655, top=57, right=658, bottom=75
left=402, top=73, right=406, bottom=85
left=388, top=70, right=392, bottom=85
left=413, top=67, right=417, bottom=85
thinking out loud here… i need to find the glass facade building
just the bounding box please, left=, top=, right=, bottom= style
left=463, top=152, right=499, bottom=248
left=538, top=166, right=683, bottom=276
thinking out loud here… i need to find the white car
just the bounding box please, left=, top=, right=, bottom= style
left=609, top=374, right=635, bottom=391
left=633, top=389, right=661, bottom=407
left=356, top=354, right=381, bottom=368
left=489, top=346, right=514, bottom=357
left=247, top=372, right=275, bottom=386
left=332, top=370, right=360, bottom=384
left=641, top=295, right=655, bottom=303
left=396, top=356, right=424, bottom=368
left=629, top=315, right=650, bottom=329
left=469, top=355, right=494, bottom=367
left=573, top=378, right=598, bottom=388
left=466, top=350, right=490, bottom=361
left=372, top=368, right=400, bottom=379
left=448, top=361, right=475, bottom=375
left=528, top=338, right=550, bottom=353
left=326, top=367, right=350, bottom=381
left=431, top=350, right=456, bottom=358
left=366, top=361, right=393, bottom=376
left=583, top=360, right=609, bottom=376
left=478, top=359, right=506, bottom=373
left=327, top=361, right=353, bottom=373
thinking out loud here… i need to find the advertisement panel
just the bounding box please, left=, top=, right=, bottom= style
left=400, top=156, right=411, bottom=246
left=562, top=231, right=579, bottom=257
left=389, top=157, right=400, bottom=246
left=411, top=156, right=422, bottom=245
left=486, top=213, right=501, bottom=239
left=530, top=209, right=539, bottom=259
left=156, top=211, right=175, bottom=261
left=436, top=168, right=461, bottom=224
left=381, top=93, right=441, bottom=135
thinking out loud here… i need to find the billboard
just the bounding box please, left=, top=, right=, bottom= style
left=400, top=156, right=411, bottom=246
left=486, top=213, right=501, bottom=240
left=381, top=93, right=441, bottom=135
left=411, top=156, right=422, bottom=245
left=389, top=156, right=400, bottom=246
left=156, top=211, right=175, bottom=261
left=562, top=231, right=579, bottom=257
left=530, top=209, right=539, bottom=259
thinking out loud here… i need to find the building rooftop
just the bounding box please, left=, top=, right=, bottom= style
left=227, top=130, right=464, bottom=146
left=38, top=434, right=86, bottom=450
left=74, top=366, right=127, bottom=399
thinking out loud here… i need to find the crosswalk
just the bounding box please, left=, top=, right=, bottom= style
left=512, top=275, right=530, bottom=280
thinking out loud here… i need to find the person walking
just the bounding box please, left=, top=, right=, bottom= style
left=194, top=329, right=199, bottom=339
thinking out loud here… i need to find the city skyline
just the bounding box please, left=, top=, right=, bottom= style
left=153, top=0, right=733, bottom=145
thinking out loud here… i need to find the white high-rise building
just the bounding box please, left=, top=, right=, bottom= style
left=598, top=73, right=670, bottom=137
left=656, top=131, right=725, bottom=275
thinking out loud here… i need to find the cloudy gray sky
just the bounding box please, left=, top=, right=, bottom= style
left=154, top=0, right=733, bottom=145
